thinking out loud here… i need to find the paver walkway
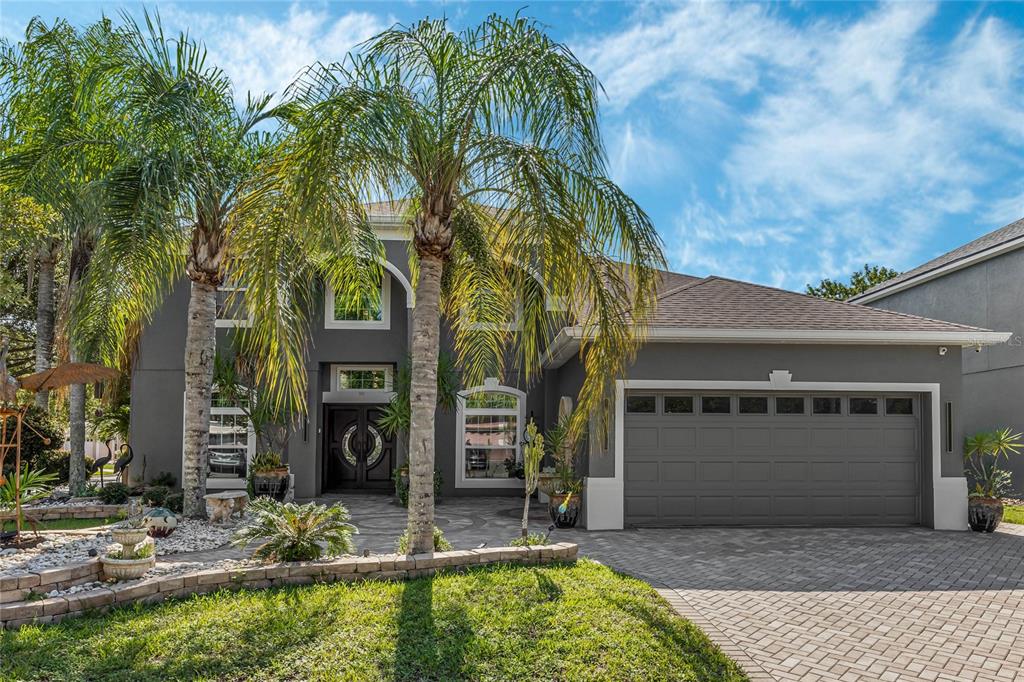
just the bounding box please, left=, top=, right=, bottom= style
left=317, top=493, right=1024, bottom=682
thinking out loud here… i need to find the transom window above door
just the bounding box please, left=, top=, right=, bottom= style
left=334, top=365, right=394, bottom=391
left=325, top=275, right=391, bottom=329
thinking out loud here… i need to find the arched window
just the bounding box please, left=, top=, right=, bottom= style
left=456, top=379, right=526, bottom=488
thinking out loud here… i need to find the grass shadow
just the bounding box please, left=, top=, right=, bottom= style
left=393, top=575, right=473, bottom=681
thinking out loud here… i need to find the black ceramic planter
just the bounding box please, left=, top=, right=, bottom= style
left=548, top=493, right=580, bottom=528
left=967, top=498, right=1003, bottom=533
left=253, top=471, right=289, bottom=501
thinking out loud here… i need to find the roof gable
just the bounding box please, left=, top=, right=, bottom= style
left=851, top=218, right=1024, bottom=302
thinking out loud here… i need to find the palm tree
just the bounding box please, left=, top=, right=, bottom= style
left=232, top=15, right=665, bottom=553
left=77, top=14, right=305, bottom=517
left=1, top=18, right=126, bottom=493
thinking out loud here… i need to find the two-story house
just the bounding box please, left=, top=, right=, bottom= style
left=130, top=205, right=1010, bottom=530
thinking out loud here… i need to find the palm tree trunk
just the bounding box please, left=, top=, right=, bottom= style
left=67, top=349, right=87, bottom=495
left=67, top=249, right=89, bottom=496
left=406, top=254, right=444, bottom=554
left=33, top=242, right=57, bottom=410
left=182, top=279, right=217, bottom=518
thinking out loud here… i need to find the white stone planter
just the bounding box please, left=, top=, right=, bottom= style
left=111, top=527, right=150, bottom=548
left=100, top=554, right=155, bottom=580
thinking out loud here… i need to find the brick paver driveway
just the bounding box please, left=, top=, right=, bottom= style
left=313, top=495, right=1024, bottom=681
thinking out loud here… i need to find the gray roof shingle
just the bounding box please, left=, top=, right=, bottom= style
left=647, top=276, right=989, bottom=333
left=854, top=218, right=1024, bottom=299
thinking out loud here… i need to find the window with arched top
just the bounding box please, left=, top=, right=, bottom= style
left=456, top=380, right=526, bottom=488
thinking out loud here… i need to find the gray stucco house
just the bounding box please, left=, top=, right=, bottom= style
left=851, top=218, right=1024, bottom=494
left=130, top=207, right=1010, bottom=531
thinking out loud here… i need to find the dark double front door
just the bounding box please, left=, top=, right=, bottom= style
left=324, top=404, right=395, bottom=490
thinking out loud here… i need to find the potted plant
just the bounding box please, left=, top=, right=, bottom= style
left=102, top=516, right=156, bottom=579
left=109, top=515, right=150, bottom=548
left=964, top=428, right=1023, bottom=532
left=544, top=417, right=584, bottom=528
left=250, top=451, right=289, bottom=501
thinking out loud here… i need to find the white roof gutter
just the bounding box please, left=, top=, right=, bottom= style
left=542, top=325, right=1012, bottom=369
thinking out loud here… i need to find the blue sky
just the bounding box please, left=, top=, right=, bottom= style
left=3, top=1, right=1022, bottom=291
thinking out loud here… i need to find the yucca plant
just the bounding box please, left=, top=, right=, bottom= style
left=231, top=499, right=358, bottom=563
left=964, top=428, right=1023, bottom=499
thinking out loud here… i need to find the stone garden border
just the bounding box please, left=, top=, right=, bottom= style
left=1, top=543, right=579, bottom=629
left=0, top=504, right=127, bottom=523
left=0, top=558, right=103, bottom=604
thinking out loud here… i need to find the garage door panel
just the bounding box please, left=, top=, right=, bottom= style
left=662, top=461, right=696, bottom=481
left=736, top=428, right=771, bottom=448
left=773, top=461, right=808, bottom=481
left=885, top=461, right=919, bottom=483
left=884, top=428, right=917, bottom=449
left=625, top=427, right=658, bottom=449
left=811, top=428, right=845, bottom=448
left=773, top=428, right=808, bottom=449
left=625, top=461, right=659, bottom=482
left=811, top=461, right=846, bottom=482
left=701, top=462, right=733, bottom=481
left=700, top=428, right=733, bottom=449
left=624, top=496, right=658, bottom=520
left=662, top=428, right=696, bottom=449
left=846, top=428, right=883, bottom=448
left=736, top=461, right=771, bottom=481
left=624, top=390, right=922, bottom=527
left=660, top=496, right=697, bottom=520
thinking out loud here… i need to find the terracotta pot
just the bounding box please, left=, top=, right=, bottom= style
left=111, top=527, right=150, bottom=548
left=101, top=554, right=155, bottom=580
left=967, top=497, right=1003, bottom=533
left=548, top=492, right=581, bottom=528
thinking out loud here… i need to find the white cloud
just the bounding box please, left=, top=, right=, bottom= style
left=160, top=2, right=388, bottom=101
left=579, top=2, right=1024, bottom=289
left=608, top=120, right=679, bottom=188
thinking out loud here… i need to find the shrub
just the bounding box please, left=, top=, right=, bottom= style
left=395, top=525, right=452, bottom=553
left=33, top=449, right=70, bottom=484
left=149, top=471, right=177, bottom=488
left=393, top=468, right=443, bottom=507
left=98, top=482, right=131, bottom=505
left=251, top=451, right=284, bottom=472
left=231, top=499, right=357, bottom=563
left=510, top=532, right=549, bottom=547
left=0, top=469, right=57, bottom=512
left=165, top=492, right=183, bottom=513
left=141, top=485, right=169, bottom=507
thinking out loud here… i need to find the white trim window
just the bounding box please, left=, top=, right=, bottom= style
left=215, top=282, right=252, bottom=328
left=456, top=380, right=526, bottom=488
left=325, top=275, right=391, bottom=330
left=334, top=365, right=394, bottom=392
left=203, top=390, right=255, bottom=489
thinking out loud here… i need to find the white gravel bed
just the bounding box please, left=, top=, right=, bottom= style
left=0, top=520, right=239, bottom=574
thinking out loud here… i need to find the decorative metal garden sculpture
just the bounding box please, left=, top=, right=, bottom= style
left=114, top=443, right=134, bottom=483
left=89, top=439, right=115, bottom=486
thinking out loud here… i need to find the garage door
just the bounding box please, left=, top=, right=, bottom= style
left=623, top=392, right=921, bottom=526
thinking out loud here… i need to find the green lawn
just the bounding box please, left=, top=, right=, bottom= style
left=1, top=517, right=119, bottom=533
left=0, top=560, right=745, bottom=682
left=1005, top=505, right=1024, bottom=525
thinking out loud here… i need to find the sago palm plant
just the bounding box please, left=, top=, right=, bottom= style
left=230, top=15, right=665, bottom=553
left=232, top=498, right=358, bottom=563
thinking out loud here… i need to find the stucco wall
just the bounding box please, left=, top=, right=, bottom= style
left=866, top=248, right=1024, bottom=493
left=130, top=240, right=548, bottom=498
